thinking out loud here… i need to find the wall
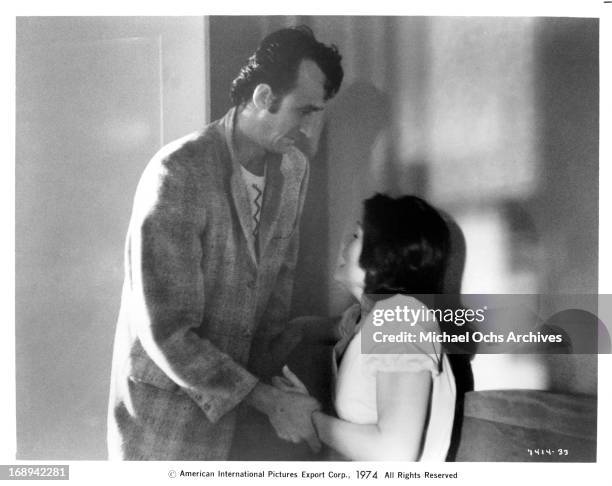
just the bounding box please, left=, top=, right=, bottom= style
left=209, top=16, right=599, bottom=394
left=15, top=17, right=207, bottom=459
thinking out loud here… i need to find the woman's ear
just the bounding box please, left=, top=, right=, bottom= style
left=252, top=83, right=274, bottom=111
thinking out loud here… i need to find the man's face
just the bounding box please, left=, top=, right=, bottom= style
left=259, top=59, right=327, bottom=155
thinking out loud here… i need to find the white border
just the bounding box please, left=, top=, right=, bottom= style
left=3, top=1, right=611, bottom=485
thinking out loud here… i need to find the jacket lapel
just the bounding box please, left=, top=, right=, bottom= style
left=257, top=159, right=283, bottom=256
left=223, top=108, right=258, bottom=266
left=257, top=150, right=307, bottom=256
left=230, top=172, right=258, bottom=265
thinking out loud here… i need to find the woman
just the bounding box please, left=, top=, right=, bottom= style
left=274, top=194, right=457, bottom=461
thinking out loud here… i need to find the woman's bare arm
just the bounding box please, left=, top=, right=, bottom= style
left=312, top=370, right=432, bottom=461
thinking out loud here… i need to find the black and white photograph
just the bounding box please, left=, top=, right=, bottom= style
left=5, top=1, right=612, bottom=484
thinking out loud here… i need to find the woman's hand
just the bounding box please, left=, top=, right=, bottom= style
left=271, top=365, right=310, bottom=395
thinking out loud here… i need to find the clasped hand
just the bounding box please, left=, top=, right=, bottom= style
left=269, top=365, right=321, bottom=452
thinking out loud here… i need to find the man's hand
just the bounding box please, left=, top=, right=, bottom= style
left=246, top=382, right=321, bottom=452
left=268, top=387, right=321, bottom=452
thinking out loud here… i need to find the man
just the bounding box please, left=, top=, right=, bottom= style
left=107, top=26, right=343, bottom=460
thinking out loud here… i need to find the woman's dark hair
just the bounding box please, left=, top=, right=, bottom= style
left=230, top=25, right=343, bottom=108
left=359, top=194, right=450, bottom=295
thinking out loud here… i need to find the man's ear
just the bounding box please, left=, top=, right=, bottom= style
left=252, top=84, right=274, bottom=111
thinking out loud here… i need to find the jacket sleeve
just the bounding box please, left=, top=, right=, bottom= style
left=126, top=152, right=258, bottom=424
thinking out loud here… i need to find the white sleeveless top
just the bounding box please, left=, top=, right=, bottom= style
left=332, top=295, right=456, bottom=461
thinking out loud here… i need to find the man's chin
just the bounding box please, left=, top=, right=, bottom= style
left=276, top=138, right=310, bottom=157
left=268, top=142, right=294, bottom=155
left=276, top=145, right=304, bottom=159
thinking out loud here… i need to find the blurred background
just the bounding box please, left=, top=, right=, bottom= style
left=15, top=16, right=598, bottom=459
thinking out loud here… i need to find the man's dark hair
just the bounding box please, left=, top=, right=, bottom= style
left=360, top=194, right=450, bottom=295
left=230, top=25, right=343, bottom=108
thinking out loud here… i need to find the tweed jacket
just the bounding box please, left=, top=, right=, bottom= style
left=107, top=108, right=309, bottom=460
